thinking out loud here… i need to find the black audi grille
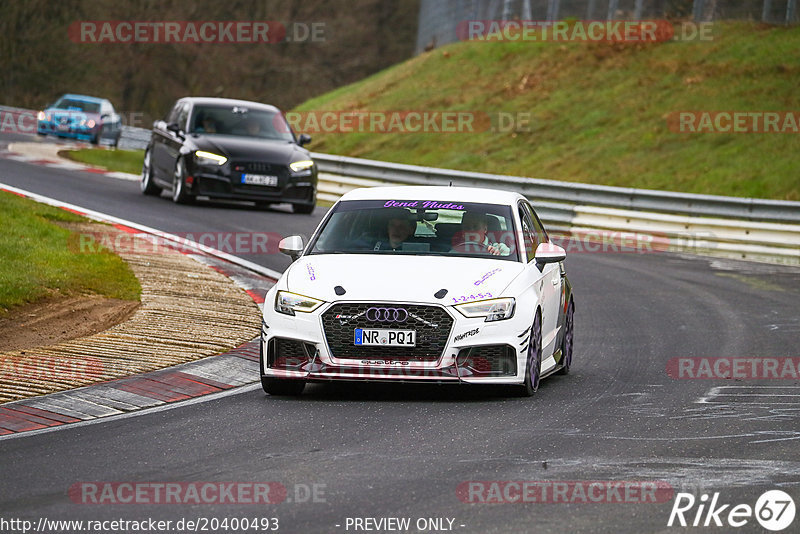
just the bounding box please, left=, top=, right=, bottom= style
left=238, top=162, right=285, bottom=174
left=321, top=303, right=453, bottom=362
left=457, top=345, right=517, bottom=376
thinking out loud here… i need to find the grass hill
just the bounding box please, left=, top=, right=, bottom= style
left=295, top=21, right=800, bottom=200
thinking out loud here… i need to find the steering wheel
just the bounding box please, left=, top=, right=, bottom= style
left=452, top=240, right=489, bottom=252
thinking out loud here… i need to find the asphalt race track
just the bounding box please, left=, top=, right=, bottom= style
left=1, top=132, right=799, bottom=534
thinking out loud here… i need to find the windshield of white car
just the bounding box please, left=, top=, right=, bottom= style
left=308, top=200, right=521, bottom=261
left=189, top=106, right=295, bottom=142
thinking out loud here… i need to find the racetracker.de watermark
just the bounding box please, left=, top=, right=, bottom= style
left=68, top=21, right=325, bottom=44
left=68, top=231, right=282, bottom=255
left=68, top=482, right=326, bottom=505
left=0, top=355, right=103, bottom=382
left=666, top=111, right=800, bottom=133
left=0, top=110, right=36, bottom=134
left=1, top=109, right=149, bottom=133
left=456, top=480, right=674, bottom=504
left=457, top=20, right=713, bottom=43
left=666, top=357, right=800, bottom=379
left=282, top=111, right=532, bottom=134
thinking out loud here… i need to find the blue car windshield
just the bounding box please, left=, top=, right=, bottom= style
left=308, top=199, right=521, bottom=261
left=53, top=97, right=100, bottom=113
left=190, top=106, right=295, bottom=142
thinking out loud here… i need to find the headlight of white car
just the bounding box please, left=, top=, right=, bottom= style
left=454, top=298, right=515, bottom=322
left=275, top=291, right=324, bottom=316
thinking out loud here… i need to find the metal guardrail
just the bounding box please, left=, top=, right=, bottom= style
left=312, top=153, right=800, bottom=264
left=311, top=152, right=800, bottom=224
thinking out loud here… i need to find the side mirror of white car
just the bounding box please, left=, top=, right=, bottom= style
left=279, top=235, right=305, bottom=261
left=534, top=242, right=566, bottom=265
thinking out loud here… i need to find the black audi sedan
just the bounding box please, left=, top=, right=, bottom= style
left=141, top=97, right=317, bottom=213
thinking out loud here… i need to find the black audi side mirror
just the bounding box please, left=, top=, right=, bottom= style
left=298, top=134, right=312, bottom=146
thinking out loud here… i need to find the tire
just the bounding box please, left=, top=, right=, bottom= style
left=111, top=132, right=120, bottom=148
left=292, top=202, right=315, bottom=214
left=517, top=311, right=542, bottom=397
left=140, top=149, right=162, bottom=196
left=261, top=376, right=306, bottom=396
left=171, top=158, right=193, bottom=204
left=557, top=300, right=574, bottom=375
left=90, top=127, right=101, bottom=145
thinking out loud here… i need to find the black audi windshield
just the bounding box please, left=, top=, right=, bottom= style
left=308, top=199, right=521, bottom=261
left=190, top=105, right=295, bottom=142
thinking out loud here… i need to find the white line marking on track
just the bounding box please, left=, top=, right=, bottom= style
left=0, top=383, right=260, bottom=442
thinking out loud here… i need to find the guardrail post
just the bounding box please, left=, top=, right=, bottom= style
left=502, top=0, right=513, bottom=20
left=547, top=0, right=561, bottom=21
left=762, top=0, right=773, bottom=22
left=693, top=0, right=706, bottom=21
left=607, top=0, right=619, bottom=20
left=634, top=0, right=644, bottom=20
left=787, top=0, right=797, bottom=24
left=522, top=0, right=532, bottom=20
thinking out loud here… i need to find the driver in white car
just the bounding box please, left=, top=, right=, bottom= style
left=451, top=211, right=511, bottom=256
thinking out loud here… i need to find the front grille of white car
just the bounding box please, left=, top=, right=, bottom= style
left=321, top=303, right=453, bottom=362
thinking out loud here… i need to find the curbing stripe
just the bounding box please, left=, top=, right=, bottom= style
left=1, top=405, right=81, bottom=424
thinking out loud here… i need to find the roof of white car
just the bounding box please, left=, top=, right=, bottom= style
left=338, top=186, right=525, bottom=205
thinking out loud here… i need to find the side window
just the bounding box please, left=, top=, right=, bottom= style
left=522, top=202, right=548, bottom=247
left=165, top=101, right=182, bottom=123
left=518, top=205, right=537, bottom=262
left=176, top=103, right=190, bottom=131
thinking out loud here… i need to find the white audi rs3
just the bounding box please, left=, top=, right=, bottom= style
left=260, top=186, right=574, bottom=396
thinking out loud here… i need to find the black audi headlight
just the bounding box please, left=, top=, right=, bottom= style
left=195, top=150, right=228, bottom=166
left=289, top=160, right=314, bottom=175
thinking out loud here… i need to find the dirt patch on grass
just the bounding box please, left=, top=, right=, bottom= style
left=0, top=295, right=139, bottom=352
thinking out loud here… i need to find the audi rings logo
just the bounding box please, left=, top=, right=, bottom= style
left=365, top=307, right=408, bottom=323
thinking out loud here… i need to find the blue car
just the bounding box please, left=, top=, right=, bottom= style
left=37, top=94, right=122, bottom=146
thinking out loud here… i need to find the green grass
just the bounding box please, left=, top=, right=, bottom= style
left=62, top=148, right=144, bottom=175
left=293, top=21, right=800, bottom=200
left=0, top=191, right=141, bottom=315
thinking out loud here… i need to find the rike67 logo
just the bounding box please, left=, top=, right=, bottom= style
left=668, top=490, right=795, bottom=531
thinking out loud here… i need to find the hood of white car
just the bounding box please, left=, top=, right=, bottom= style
left=285, top=254, right=525, bottom=303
